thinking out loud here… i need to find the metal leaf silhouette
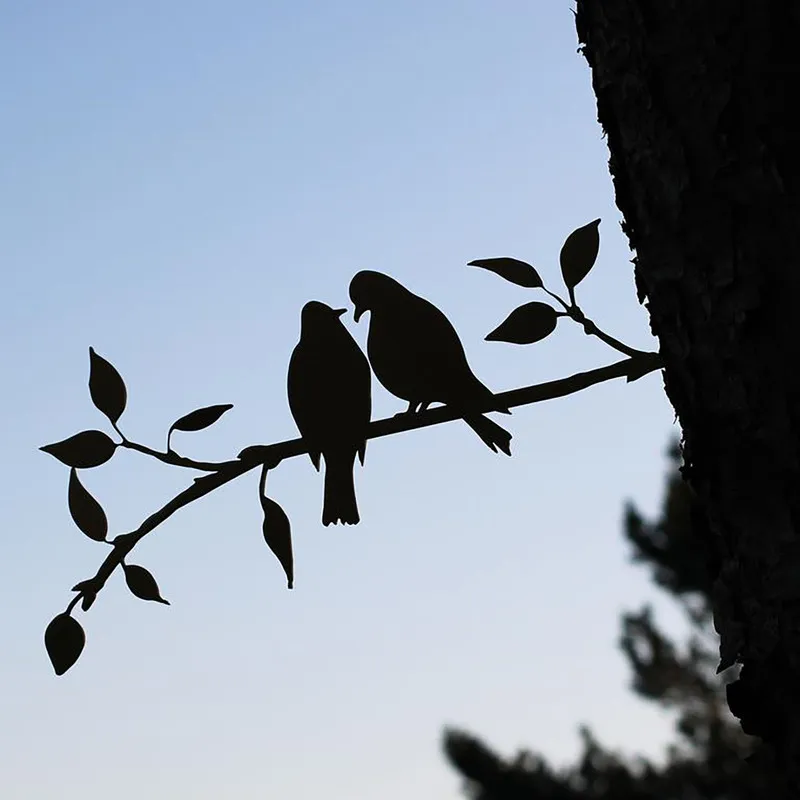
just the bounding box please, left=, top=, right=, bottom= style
left=485, top=302, right=559, bottom=345
left=169, top=404, right=233, bottom=434
left=560, top=218, right=601, bottom=294
left=45, top=613, right=85, bottom=675
left=88, top=347, right=127, bottom=424
left=261, top=496, right=293, bottom=589
left=123, top=564, right=170, bottom=604
left=67, top=468, right=108, bottom=541
left=468, top=258, right=543, bottom=289
left=40, top=431, right=117, bottom=468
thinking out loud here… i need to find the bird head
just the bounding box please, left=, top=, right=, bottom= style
left=349, top=270, right=404, bottom=322
left=300, top=301, right=347, bottom=332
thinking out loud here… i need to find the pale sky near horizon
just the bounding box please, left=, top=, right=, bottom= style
left=2, top=3, right=684, bottom=799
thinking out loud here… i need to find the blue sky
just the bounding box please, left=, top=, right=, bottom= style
left=1, top=3, right=681, bottom=799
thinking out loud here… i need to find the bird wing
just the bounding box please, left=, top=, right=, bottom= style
left=368, top=291, right=494, bottom=410
left=288, top=327, right=371, bottom=464
left=287, top=342, right=324, bottom=469
left=336, top=328, right=372, bottom=465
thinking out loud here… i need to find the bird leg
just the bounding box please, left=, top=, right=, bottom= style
left=395, top=400, right=421, bottom=417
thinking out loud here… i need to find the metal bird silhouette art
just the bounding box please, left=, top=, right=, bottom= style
left=348, top=270, right=511, bottom=455
left=288, top=301, right=372, bottom=525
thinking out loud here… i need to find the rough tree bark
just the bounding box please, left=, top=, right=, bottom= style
left=575, top=0, right=800, bottom=792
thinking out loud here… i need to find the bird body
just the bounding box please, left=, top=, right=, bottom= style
left=287, top=301, right=372, bottom=525
left=348, top=271, right=511, bottom=454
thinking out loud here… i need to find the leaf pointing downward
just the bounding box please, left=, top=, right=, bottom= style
left=261, top=496, right=293, bottom=589
left=67, top=468, right=108, bottom=541
left=88, top=347, right=127, bottom=424
left=485, top=302, right=559, bottom=345
left=123, top=564, right=170, bottom=604
left=45, top=614, right=85, bottom=675
left=468, top=258, right=543, bottom=289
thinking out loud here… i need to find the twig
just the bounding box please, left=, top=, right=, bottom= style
left=118, top=439, right=229, bottom=472
left=69, top=351, right=663, bottom=607
left=543, top=286, right=649, bottom=359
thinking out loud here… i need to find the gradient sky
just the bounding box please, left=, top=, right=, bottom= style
left=1, top=3, right=684, bottom=799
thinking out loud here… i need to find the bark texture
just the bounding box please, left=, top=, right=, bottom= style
left=575, top=0, right=800, bottom=789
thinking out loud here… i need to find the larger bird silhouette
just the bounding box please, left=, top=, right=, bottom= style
left=348, top=270, right=511, bottom=455
left=288, top=301, right=372, bottom=525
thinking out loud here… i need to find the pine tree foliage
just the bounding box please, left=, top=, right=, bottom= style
left=444, top=442, right=782, bottom=798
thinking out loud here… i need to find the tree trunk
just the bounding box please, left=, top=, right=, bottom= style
left=575, top=0, right=800, bottom=791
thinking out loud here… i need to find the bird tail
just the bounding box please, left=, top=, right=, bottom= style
left=322, top=451, right=360, bottom=526
left=464, top=414, right=512, bottom=456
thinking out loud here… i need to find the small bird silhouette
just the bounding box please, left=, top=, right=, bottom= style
left=348, top=270, right=511, bottom=455
left=288, top=301, right=372, bottom=525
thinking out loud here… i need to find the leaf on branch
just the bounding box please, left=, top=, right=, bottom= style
left=261, top=496, right=293, bottom=589
left=485, top=302, right=558, bottom=345
left=560, top=219, right=601, bottom=294
left=468, top=257, right=543, bottom=289
left=40, top=431, right=117, bottom=468
left=45, top=613, right=85, bottom=675
left=67, top=468, right=108, bottom=541
left=88, top=347, right=127, bottom=424
left=123, top=564, right=170, bottom=605
left=169, top=404, right=233, bottom=435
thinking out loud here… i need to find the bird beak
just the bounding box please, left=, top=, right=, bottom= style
left=333, top=308, right=347, bottom=318
left=353, top=305, right=364, bottom=323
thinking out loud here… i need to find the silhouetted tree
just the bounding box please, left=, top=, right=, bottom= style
left=575, top=2, right=800, bottom=786
left=444, top=442, right=782, bottom=798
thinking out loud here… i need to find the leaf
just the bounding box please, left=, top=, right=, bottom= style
left=485, top=302, right=559, bottom=345
left=169, top=404, right=233, bottom=434
left=560, top=218, right=601, bottom=294
left=261, top=496, right=293, bottom=589
left=67, top=468, right=108, bottom=541
left=88, top=347, right=127, bottom=424
left=468, top=258, right=543, bottom=289
left=40, top=430, right=117, bottom=468
left=123, top=564, right=170, bottom=605
left=45, top=613, right=85, bottom=675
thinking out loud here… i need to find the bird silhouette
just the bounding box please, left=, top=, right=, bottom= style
left=348, top=270, right=511, bottom=455
left=288, top=301, right=372, bottom=525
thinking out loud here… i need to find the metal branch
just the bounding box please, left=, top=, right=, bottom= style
left=69, top=352, right=663, bottom=607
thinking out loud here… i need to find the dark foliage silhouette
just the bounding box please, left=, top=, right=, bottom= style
left=260, top=488, right=294, bottom=589
left=44, top=614, right=85, bottom=676
left=349, top=270, right=513, bottom=455
left=122, top=564, right=169, bottom=605
left=288, top=301, right=372, bottom=526
left=443, top=442, right=782, bottom=799
left=39, top=220, right=663, bottom=673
